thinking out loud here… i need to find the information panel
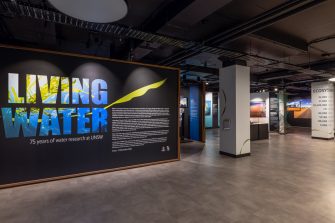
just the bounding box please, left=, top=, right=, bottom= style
left=205, top=92, right=213, bottom=128
left=311, top=82, right=334, bottom=139
left=0, top=46, right=179, bottom=187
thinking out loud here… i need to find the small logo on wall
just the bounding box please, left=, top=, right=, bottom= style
left=161, top=146, right=170, bottom=152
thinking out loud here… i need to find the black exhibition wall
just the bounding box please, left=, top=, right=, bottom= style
left=0, top=45, right=179, bottom=187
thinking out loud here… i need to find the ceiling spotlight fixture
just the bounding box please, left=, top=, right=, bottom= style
left=274, top=88, right=278, bottom=92
left=329, top=77, right=335, bottom=82
left=48, top=0, right=128, bottom=23
left=206, top=82, right=209, bottom=85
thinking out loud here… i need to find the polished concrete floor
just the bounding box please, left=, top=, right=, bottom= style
left=1, top=128, right=335, bottom=222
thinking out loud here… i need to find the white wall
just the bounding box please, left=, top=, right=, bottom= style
left=250, top=92, right=270, bottom=124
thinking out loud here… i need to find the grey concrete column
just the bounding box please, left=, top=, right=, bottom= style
left=219, top=65, right=250, bottom=158
left=278, top=90, right=287, bottom=134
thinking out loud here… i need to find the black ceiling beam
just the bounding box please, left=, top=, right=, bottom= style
left=305, top=59, right=335, bottom=71
left=180, top=64, right=219, bottom=75
left=256, top=70, right=308, bottom=84
left=256, top=59, right=335, bottom=81
left=256, top=70, right=296, bottom=81
left=205, top=0, right=325, bottom=46
left=117, top=0, right=195, bottom=59
left=160, top=0, right=325, bottom=66
left=140, top=0, right=195, bottom=33
left=252, top=28, right=308, bottom=52
left=261, top=77, right=329, bottom=89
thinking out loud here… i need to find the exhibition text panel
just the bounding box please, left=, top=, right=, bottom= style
left=0, top=46, right=179, bottom=186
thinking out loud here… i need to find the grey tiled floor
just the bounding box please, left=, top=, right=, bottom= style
left=1, top=128, right=335, bottom=222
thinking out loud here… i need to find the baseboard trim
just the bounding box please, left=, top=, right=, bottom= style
left=219, top=151, right=251, bottom=158
left=311, top=137, right=334, bottom=140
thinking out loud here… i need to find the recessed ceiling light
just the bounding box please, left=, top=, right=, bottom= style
left=48, top=0, right=128, bottom=23
left=329, top=77, right=335, bottom=82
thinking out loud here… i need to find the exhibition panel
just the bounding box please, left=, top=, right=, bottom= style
left=311, top=82, right=334, bottom=139
left=250, top=92, right=270, bottom=125
left=190, top=86, right=201, bottom=141
left=0, top=45, right=180, bottom=188
left=205, top=92, right=219, bottom=129
left=287, top=97, right=312, bottom=127
left=269, top=93, right=279, bottom=131
left=180, top=85, right=205, bottom=142
left=205, top=92, right=213, bottom=128
left=250, top=92, right=270, bottom=141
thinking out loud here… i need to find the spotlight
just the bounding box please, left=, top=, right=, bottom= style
left=274, top=88, right=278, bottom=92
left=329, top=77, right=335, bottom=82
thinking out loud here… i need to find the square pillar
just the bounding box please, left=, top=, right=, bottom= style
left=278, top=90, right=287, bottom=134
left=311, top=82, right=334, bottom=139
left=219, top=65, right=250, bottom=157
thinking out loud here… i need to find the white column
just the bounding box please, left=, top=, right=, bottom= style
left=219, top=65, right=250, bottom=157
left=311, top=82, right=334, bottom=139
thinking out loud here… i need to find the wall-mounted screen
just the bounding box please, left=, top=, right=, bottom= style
left=0, top=45, right=179, bottom=188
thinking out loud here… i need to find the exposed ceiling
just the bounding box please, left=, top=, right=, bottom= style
left=0, top=0, right=335, bottom=94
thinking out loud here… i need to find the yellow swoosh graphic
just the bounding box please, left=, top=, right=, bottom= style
left=104, top=78, right=167, bottom=110
left=85, top=78, right=167, bottom=116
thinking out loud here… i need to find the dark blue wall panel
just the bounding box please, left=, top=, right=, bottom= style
left=190, top=86, right=200, bottom=141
